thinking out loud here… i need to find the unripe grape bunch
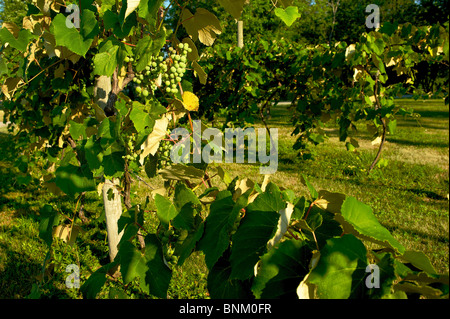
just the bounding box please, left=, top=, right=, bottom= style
left=127, top=42, right=193, bottom=99
left=157, top=136, right=172, bottom=170
left=160, top=228, right=180, bottom=266
left=123, top=134, right=138, bottom=161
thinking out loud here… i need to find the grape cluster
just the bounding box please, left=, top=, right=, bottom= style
left=162, top=43, right=192, bottom=95
left=127, top=42, right=193, bottom=99
left=160, top=228, right=180, bottom=266
left=130, top=53, right=166, bottom=98
left=157, top=138, right=172, bottom=170
left=123, top=134, right=138, bottom=161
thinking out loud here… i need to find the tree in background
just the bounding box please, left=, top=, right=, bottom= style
left=167, top=0, right=448, bottom=47
left=0, top=0, right=28, bottom=26
left=415, top=0, right=449, bottom=26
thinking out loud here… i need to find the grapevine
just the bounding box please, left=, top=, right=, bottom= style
left=0, top=0, right=447, bottom=301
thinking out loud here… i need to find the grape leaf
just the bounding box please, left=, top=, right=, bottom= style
left=229, top=184, right=283, bottom=280
left=198, top=191, right=247, bottom=269
left=252, top=239, right=311, bottom=298
left=39, top=204, right=60, bottom=247
left=130, top=101, right=155, bottom=132
left=307, top=234, right=368, bottom=299
left=50, top=10, right=99, bottom=57
left=80, top=262, right=118, bottom=299
left=217, top=0, right=246, bottom=20
left=117, top=235, right=172, bottom=298
left=229, top=209, right=280, bottom=280
left=158, top=164, right=205, bottom=181
left=207, top=251, right=253, bottom=299
left=154, top=194, right=178, bottom=227
left=93, top=43, right=119, bottom=77
left=274, top=6, right=301, bottom=27
left=135, top=30, right=166, bottom=72
left=123, top=0, right=141, bottom=21
left=337, top=196, right=405, bottom=254
left=139, top=117, right=168, bottom=164
left=55, top=163, right=96, bottom=196
left=173, top=183, right=202, bottom=210
left=181, top=8, right=222, bottom=46
left=0, top=27, right=37, bottom=51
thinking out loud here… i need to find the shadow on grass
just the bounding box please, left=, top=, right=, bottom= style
left=406, top=188, right=448, bottom=200
left=0, top=243, right=44, bottom=298
left=386, top=137, right=449, bottom=148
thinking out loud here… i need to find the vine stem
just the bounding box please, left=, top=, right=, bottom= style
left=368, top=72, right=387, bottom=173
left=304, top=201, right=315, bottom=220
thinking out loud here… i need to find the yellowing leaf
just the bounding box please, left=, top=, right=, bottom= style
left=1, top=77, right=23, bottom=100
left=217, top=0, right=247, bottom=19
left=267, top=202, right=294, bottom=249
left=139, top=117, right=169, bottom=165
left=124, top=0, right=141, bottom=20
left=181, top=8, right=222, bottom=46
left=192, top=61, right=207, bottom=85
left=2, top=22, right=20, bottom=38
left=182, top=37, right=199, bottom=61
left=54, top=63, right=65, bottom=79
left=182, top=91, right=200, bottom=112
left=53, top=225, right=80, bottom=246
left=371, top=136, right=382, bottom=146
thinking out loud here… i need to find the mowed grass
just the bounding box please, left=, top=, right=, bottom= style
left=0, top=98, right=448, bottom=299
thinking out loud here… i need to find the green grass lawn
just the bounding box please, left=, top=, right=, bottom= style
left=0, top=99, right=448, bottom=299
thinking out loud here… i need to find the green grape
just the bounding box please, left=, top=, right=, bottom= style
left=124, top=56, right=130, bottom=63
left=166, top=87, right=172, bottom=93
left=176, top=76, right=182, bottom=82
left=165, top=80, right=171, bottom=86
left=142, top=89, right=149, bottom=97
left=136, top=86, right=142, bottom=93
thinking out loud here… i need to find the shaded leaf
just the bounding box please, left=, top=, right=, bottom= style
left=252, top=239, right=311, bottom=298
left=307, top=235, right=368, bottom=299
